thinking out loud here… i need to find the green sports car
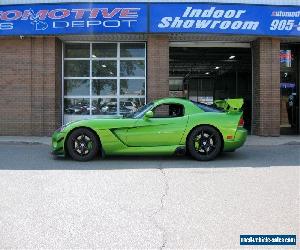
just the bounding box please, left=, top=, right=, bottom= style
left=52, top=98, right=247, bottom=161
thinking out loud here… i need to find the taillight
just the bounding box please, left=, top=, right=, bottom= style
left=238, top=117, right=244, bottom=127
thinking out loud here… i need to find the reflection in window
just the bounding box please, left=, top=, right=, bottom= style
left=92, top=98, right=117, bottom=115
left=280, top=50, right=293, bottom=68
left=120, top=98, right=145, bottom=115
left=92, top=79, right=117, bottom=96
left=64, top=79, right=90, bottom=96
left=65, top=61, right=89, bottom=77
left=64, top=43, right=146, bottom=121
left=65, top=44, right=90, bottom=58
left=280, top=47, right=298, bottom=132
left=120, top=43, right=145, bottom=57
left=92, top=60, right=117, bottom=77
left=64, top=98, right=90, bottom=115
left=120, top=60, right=145, bottom=77
left=120, top=79, right=145, bottom=96
left=92, top=43, right=117, bottom=58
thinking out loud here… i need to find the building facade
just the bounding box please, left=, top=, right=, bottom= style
left=0, top=0, right=299, bottom=136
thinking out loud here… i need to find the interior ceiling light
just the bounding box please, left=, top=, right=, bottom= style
left=229, top=55, right=236, bottom=59
left=205, top=72, right=210, bottom=75
left=101, top=64, right=107, bottom=68
left=215, top=66, right=220, bottom=69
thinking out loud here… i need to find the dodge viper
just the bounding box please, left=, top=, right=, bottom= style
left=52, top=98, right=247, bottom=161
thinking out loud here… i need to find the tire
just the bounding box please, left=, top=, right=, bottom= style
left=66, top=128, right=100, bottom=161
left=187, top=125, right=222, bottom=161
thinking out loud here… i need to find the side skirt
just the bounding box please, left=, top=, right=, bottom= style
left=106, top=145, right=183, bottom=156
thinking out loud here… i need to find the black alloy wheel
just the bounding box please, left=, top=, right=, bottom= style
left=67, top=128, right=99, bottom=161
left=188, top=125, right=222, bottom=161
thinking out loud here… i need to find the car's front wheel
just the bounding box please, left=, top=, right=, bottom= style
left=66, top=128, right=99, bottom=161
left=188, top=125, right=222, bottom=161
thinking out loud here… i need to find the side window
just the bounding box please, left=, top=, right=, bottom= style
left=152, top=104, right=184, bottom=118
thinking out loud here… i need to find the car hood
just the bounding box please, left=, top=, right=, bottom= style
left=63, top=116, right=137, bottom=131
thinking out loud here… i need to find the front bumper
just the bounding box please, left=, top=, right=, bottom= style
left=223, top=127, right=248, bottom=152
left=52, top=131, right=66, bottom=156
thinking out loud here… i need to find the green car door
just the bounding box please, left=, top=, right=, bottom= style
left=125, top=103, right=189, bottom=147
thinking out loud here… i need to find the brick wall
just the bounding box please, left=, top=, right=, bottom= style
left=0, top=35, right=284, bottom=137
left=147, top=35, right=169, bottom=101
left=252, top=38, right=280, bottom=136
left=0, top=37, right=62, bottom=136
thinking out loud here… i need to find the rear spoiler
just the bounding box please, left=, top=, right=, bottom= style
left=214, top=98, right=244, bottom=112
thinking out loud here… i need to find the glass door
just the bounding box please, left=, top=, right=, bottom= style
left=280, top=47, right=299, bottom=134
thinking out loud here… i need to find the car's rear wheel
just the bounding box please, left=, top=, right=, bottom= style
left=188, top=125, right=222, bottom=161
left=66, top=128, right=99, bottom=161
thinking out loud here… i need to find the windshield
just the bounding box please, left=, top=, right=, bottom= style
left=124, top=102, right=154, bottom=119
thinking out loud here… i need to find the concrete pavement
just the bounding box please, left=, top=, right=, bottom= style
left=0, top=142, right=299, bottom=249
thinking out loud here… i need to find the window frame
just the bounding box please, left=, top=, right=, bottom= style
left=151, top=103, right=185, bottom=118
left=62, top=41, right=147, bottom=124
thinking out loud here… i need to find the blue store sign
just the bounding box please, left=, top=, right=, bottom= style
left=0, top=3, right=148, bottom=35
left=0, top=2, right=299, bottom=36
left=150, top=3, right=300, bottom=36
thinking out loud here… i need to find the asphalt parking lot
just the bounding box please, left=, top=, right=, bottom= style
left=0, top=142, right=299, bottom=249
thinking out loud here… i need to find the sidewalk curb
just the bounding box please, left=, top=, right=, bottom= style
left=0, top=137, right=51, bottom=146
left=245, top=135, right=300, bottom=146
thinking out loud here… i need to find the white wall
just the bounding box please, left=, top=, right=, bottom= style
left=0, top=0, right=299, bottom=6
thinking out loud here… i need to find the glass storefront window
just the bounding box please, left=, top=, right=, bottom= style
left=64, top=98, right=90, bottom=115
left=64, top=60, right=89, bottom=77
left=92, top=43, right=117, bottom=58
left=119, top=98, right=145, bottom=115
left=280, top=50, right=293, bottom=68
left=92, top=79, right=117, bottom=96
left=120, top=60, right=145, bottom=77
left=92, top=98, right=117, bottom=115
left=92, top=60, right=117, bottom=77
left=120, top=79, right=145, bottom=96
left=280, top=47, right=299, bottom=134
left=120, top=43, right=145, bottom=58
left=65, top=44, right=90, bottom=58
left=64, top=79, right=90, bottom=96
left=63, top=42, right=146, bottom=122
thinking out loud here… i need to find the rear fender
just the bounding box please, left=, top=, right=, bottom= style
left=181, top=112, right=243, bottom=145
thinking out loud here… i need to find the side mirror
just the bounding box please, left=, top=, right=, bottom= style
left=144, top=110, right=154, bottom=120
